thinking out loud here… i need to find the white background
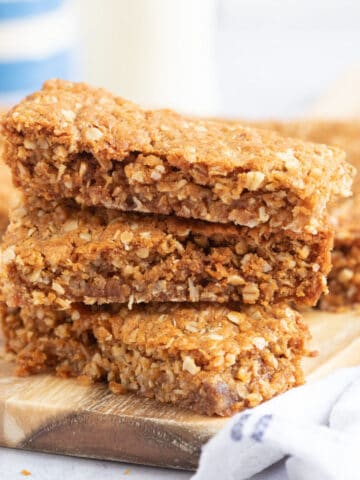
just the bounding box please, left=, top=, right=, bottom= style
left=77, top=0, right=360, bottom=118
left=217, top=0, right=360, bottom=117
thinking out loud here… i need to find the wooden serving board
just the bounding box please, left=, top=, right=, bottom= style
left=1, top=309, right=360, bottom=470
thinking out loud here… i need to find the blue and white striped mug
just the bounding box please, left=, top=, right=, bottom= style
left=0, top=0, right=77, bottom=105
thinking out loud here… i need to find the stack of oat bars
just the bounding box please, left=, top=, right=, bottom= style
left=0, top=80, right=354, bottom=415
left=246, top=119, right=360, bottom=311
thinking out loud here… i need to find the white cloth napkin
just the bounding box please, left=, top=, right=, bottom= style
left=193, top=367, right=360, bottom=480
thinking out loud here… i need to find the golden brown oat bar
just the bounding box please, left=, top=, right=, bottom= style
left=0, top=161, right=12, bottom=235
left=1, top=301, right=309, bottom=416
left=0, top=149, right=17, bottom=238
left=319, top=196, right=360, bottom=310
left=1, top=198, right=332, bottom=308
left=242, top=119, right=360, bottom=310
left=1, top=80, right=354, bottom=233
left=248, top=119, right=360, bottom=194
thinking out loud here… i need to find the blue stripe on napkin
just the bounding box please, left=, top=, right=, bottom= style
left=0, top=51, right=74, bottom=92
left=0, top=0, right=62, bottom=21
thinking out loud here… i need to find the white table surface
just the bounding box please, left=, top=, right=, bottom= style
left=0, top=447, right=288, bottom=479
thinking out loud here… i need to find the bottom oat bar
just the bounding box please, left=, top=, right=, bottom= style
left=1, top=302, right=309, bottom=416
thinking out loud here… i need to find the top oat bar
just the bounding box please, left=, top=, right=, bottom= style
left=2, top=79, right=354, bottom=231
left=246, top=119, right=360, bottom=195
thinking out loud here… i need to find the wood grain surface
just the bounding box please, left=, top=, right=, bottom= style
left=1, top=309, right=360, bottom=470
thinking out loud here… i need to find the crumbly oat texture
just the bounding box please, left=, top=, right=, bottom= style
left=319, top=195, right=360, bottom=310
left=245, top=119, right=360, bottom=311
left=1, top=80, right=354, bottom=233
left=1, top=301, right=309, bottom=416
left=249, top=119, right=360, bottom=194
left=0, top=161, right=12, bottom=235
left=0, top=141, right=17, bottom=237
left=1, top=198, right=332, bottom=308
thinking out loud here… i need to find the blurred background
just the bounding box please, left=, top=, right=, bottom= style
left=1, top=0, right=360, bottom=118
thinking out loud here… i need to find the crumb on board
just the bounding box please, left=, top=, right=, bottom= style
left=20, top=470, right=31, bottom=476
